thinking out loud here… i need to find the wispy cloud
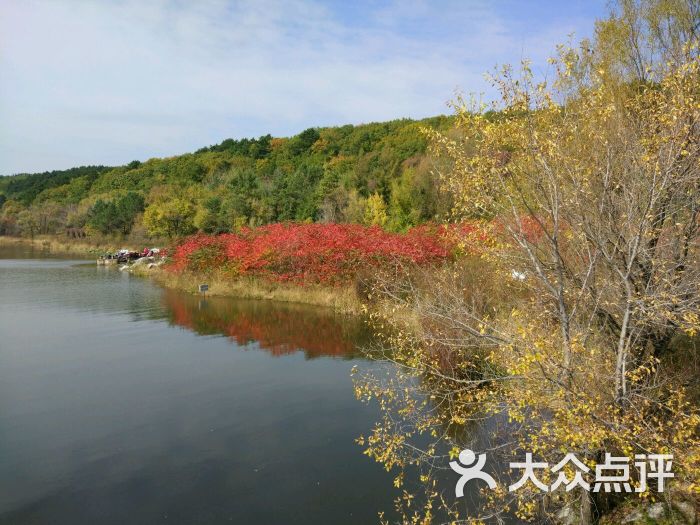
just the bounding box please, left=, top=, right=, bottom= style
left=0, top=0, right=605, bottom=173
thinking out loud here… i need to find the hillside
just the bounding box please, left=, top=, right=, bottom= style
left=0, top=116, right=455, bottom=239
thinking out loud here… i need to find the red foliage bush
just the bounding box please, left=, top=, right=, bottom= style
left=168, top=222, right=467, bottom=284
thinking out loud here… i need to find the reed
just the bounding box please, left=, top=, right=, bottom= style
left=131, top=265, right=363, bottom=314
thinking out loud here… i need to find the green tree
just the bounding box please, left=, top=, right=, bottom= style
left=87, top=192, right=144, bottom=235
left=16, top=209, right=38, bottom=238
left=1, top=200, right=24, bottom=235
left=362, top=193, right=387, bottom=227
left=193, top=197, right=223, bottom=233
left=143, top=198, right=196, bottom=238
left=388, top=166, right=437, bottom=230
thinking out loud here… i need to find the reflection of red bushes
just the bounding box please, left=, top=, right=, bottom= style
left=163, top=289, right=365, bottom=358
left=168, top=223, right=469, bottom=284
left=221, top=312, right=354, bottom=357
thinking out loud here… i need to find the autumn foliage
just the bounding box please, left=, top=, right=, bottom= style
left=167, top=222, right=467, bottom=284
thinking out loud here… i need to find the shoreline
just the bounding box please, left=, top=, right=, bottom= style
left=0, top=236, right=362, bottom=313
left=131, top=265, right=363, bottom=314
left=0, top=235, right=119, bottom=257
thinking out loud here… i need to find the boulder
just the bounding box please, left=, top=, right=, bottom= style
left=647, top=502, right=665, bottom=520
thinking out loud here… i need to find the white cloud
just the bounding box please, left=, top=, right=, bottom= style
left=0, top=0, right=604, bottom=173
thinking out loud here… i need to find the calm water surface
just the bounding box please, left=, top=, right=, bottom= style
left=0, top=247, right=398, bottom=524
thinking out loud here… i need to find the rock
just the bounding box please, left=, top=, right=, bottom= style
left=131, top=256, right=154, bottom=267
left=620, top=507, right=644, bottom=523
left=555, top=505, right=576, bottom=525
left=647, top=502, right=665, bottom=520
left=672, top=500, right=697, bottom=524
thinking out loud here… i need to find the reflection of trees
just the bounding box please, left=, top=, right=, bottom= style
left=162, top=289, right=370, bottom=359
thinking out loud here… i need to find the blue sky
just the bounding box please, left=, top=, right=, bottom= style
left=0, top=0, right=607, bottom=174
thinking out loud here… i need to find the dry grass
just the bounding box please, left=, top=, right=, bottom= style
left=0, top=235, right=117, bottom=256
left=131, top=265, right=363, bottom=314
left=0, top=234, right=166, bottom=258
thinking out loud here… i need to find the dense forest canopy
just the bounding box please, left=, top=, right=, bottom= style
left=0, top=116, right=455, bottom=238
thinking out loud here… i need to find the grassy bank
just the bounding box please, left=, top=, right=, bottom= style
left=132, top=265, right=363, bottom=313
left=151, top=224, right=460, bottom=313
left=0, top=233, right=365, bottom=312
left=1, top=223, right=456, bottom=313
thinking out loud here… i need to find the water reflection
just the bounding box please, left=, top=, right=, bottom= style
left=0, top=252, right=398, bottom=525
left=161, top=289, right=369, bottom=359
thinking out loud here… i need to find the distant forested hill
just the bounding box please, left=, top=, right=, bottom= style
left=0, top=116, right=455, bottom=238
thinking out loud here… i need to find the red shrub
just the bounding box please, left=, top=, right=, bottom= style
left=167, top=222, right=469, bottom=285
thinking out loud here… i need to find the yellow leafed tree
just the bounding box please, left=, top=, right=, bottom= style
left=354, top=1, right=699, bottom=523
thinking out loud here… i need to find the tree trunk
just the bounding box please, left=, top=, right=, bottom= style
left=579, top=488, right=593, bottom=525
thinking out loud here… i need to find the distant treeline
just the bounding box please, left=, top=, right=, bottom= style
left=0, top=116, right=455, bottom=238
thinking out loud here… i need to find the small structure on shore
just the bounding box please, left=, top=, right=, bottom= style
left=97, top=248, right=163, bottom=268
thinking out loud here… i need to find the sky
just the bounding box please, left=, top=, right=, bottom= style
left=0, top=0, right=607, bottom=174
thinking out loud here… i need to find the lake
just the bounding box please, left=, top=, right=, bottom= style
left=0, top=248, right=399, bottom=524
